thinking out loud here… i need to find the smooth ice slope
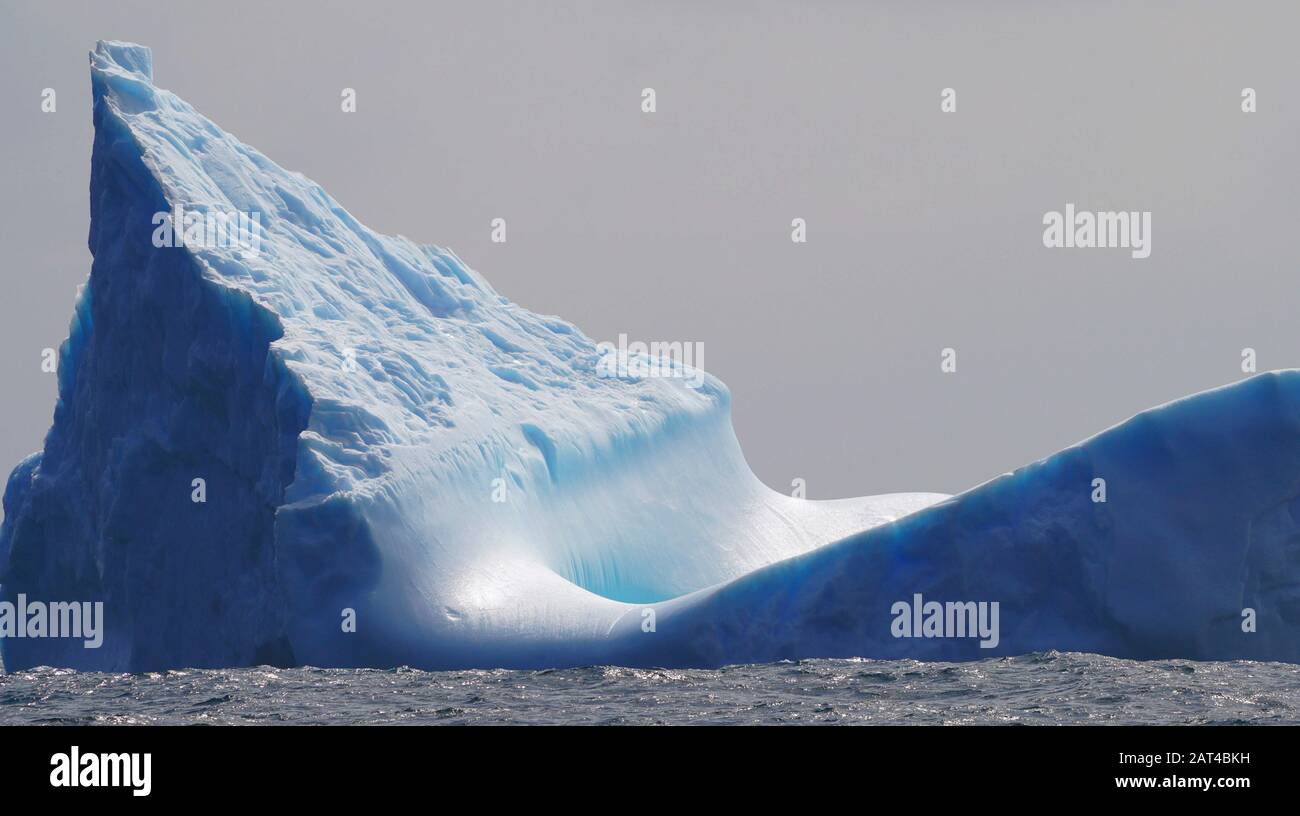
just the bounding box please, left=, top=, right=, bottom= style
left=3, top=42, right=1299, bottom=671
left=616, top=373, right=1300, bottom=666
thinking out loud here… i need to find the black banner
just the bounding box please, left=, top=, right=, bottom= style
left=0, top=725, right=1279, bottom=802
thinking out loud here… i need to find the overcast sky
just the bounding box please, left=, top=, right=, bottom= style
left=1, top=0, right=1298, bottom=515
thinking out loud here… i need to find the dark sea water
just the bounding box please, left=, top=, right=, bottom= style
left=2, top=652, right=1299, bottom=725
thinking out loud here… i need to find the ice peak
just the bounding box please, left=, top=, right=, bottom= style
left=91, top=40, right=153, bottom=82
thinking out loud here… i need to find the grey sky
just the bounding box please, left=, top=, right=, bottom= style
left=1, top=0, right=1297, bottom=514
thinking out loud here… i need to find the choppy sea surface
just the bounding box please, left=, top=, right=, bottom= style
left=2, top=652, right=1298, bottom=725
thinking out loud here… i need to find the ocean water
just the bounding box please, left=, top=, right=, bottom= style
left=2, top=652, right=1299, bottom=725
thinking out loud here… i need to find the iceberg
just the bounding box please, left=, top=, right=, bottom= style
left=2, top=42, right=1297, bottom=672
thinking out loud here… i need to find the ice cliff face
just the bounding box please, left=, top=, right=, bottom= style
left=2, top=42, right=1297, bottom=671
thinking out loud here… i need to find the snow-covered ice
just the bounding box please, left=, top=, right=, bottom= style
left=2, top=42, right=1298, bottom=671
